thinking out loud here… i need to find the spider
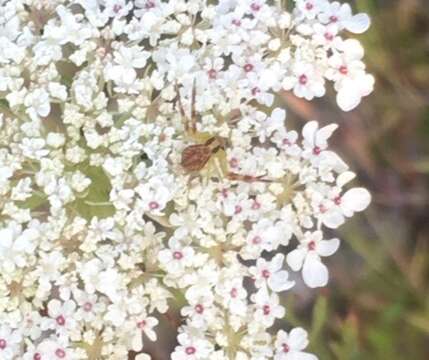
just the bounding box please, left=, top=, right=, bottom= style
left=175, top=81, right=272, bottom=183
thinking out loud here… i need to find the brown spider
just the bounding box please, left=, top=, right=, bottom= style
left=176, top=81, right=273, bottom=183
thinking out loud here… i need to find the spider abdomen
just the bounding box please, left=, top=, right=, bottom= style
left=181, top=144, right=213, bottom=172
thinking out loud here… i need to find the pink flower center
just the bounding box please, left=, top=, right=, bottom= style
left=339, top=65, right=348, bottom=75
left=234, top=205, right=242, bottom=214
left=173, top=251, right=183, bottom=260
left=230, top=288, right=238, bottom=298
left=195, top=304, right=204, bottom=314
left=262, top=269, right=271, bottom=279
left=299, top=74, right=308, bottom=85
left=145, top=1, right=155, bottom=9
left=282, top=343, right=290, bottom=353
left=208, top=69, right=217, bottom=79
left=305, top=2, right=314, bottom=10
left=334, top=196, right=342, bottom=205
left=251, top=87, right=260, bottom=96
left=313, top=146, right=322, bottom=155
left=149, top=201, right=159, bottom=210
left=244, top=63, right=254, bottom=73
left=263, top=305, right=271, bottom=315
left=251, top=3, right=261, bottom=11
left=137, top=320, right=147, bottom=329
left=185, top=346, right=196, bottom=355
left=34, top=354, right=42, bottom=360
left=221, top=189, right=228, bottom=198
left=252, top=236, right=262, bottom=244
left=0, top=339, right=6, bottom=349
left=329, top=15, right=338, bottom=23
left=55, top=349, right=66, bottom=358
left=229, top=158, right=239, bottom=168
left=56, top=315, right=66, bottom=326
left=324, top=32, right=334, bottom=41
left=83, top=302, right=93, bottom=312
left=282, top=138, right=291, bottom=146
left=113, top=4, right=122, bottom=13
left=308, top=240, right=316, bottom=251
left=319, top=204, right=327, bottom=213
left=232, top=19, right=241, bottom=26
left=252, top=200, right=261, bottom=210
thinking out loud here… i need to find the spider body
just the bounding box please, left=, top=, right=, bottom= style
left=176, top=81, right=272, bottom=183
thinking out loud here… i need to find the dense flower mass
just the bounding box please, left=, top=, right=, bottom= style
left=0, top=0, right=373, bottom=359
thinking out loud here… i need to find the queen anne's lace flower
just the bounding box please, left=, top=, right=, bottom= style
left=0, top=0, right=372, bottom=358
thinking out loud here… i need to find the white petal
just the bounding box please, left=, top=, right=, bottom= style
left=322, top=210, right=345, bottom=229
left=289, top=351, right=318, bottom=360
left=315, top=123, right=338, bottom=148
left=286, top=248, right=306, bottom=272
left=336, top=85, right=361, bottom=112
left=344, top=13, right=371, bottom=34
left=302, top=121, right=319, bottom=146
left=288, top=327, right=309, bottom=351
left=342, top=187, right=371, bottom=214
left=302, top=254, right=329, bottom=288
left=136, top=354, right=151, bottom=360
left=337, top=171, right=356, bottom=187
left=316, top=238, right=340, bottom=257
left=268, top=271, right=295, bottom=292
left=132, top=333, right=143, bottom=352
left=0, top=228, right=14, bottom=248
left=270, top=253, right=285, bottom=272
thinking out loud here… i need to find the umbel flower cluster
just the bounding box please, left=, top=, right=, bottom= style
left=0, top=0, right=373, bottom=359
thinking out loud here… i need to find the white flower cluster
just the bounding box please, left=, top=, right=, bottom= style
left=0, top=0, right=372, bottom=359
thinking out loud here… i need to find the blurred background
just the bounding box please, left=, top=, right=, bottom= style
left=280, top=0, right=429, bottom=359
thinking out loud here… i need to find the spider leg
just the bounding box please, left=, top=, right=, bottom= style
left=191, top=78, right=197, bottom=133
left=175, top=82, right=189, bottom=133
left=227, top=172, right=274, bottom=183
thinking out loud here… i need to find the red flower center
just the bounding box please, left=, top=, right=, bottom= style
left=232, top=19, right=241, bottom=26
left=334, top=196, right=342, bottom=205
left=324, top=32, right=334, bottom=41
left=33, top=354, right=42, bottom=360
left=299, top=74, right=308, bottom=85
left=0, top=339, right=6, bottom=349
left=56, top=315, right=66, bottom=326
left=145, top=1, right=155, bottom=9
left=252, top=236, right=262, bottom=244
left=262, top=269, right=271, bottom=279
left=234, top=205, right=242, bottom=214
left=55, top=349, right=66, bottom=358
left=313, top=146, right=321, bottom=155
left=308, top=240, right=316, bottom=251
left=251, top=3, right=261, bottom=11
left=185, top=346, right=196, bottom=355
left=195, top=304, right=204, bottom=314
left=282, top=343, right=290, bottom=353
left=83, top=302, right=93, bottom=312
left=149, top=201, right=159, bottom=210
left=339, top=65, right=348, bottom=75
left=173, top=251, right=183, bottom=260
left=113, top=4, right=122, bottom=13
left=208, top=69, right=217, bottom=79
left=244, top=63, right=254, bottom=72
left=306, top=2, right=314, bottom=10
left=263, top=305, right=271, bottom=315
left=329, top=15, right=338, bottom=23
left=137, top=320, right=147, bottom=329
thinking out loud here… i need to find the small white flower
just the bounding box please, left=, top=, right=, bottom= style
left=287, top=231, right=340, bottom=288
left=274, top=328, right=317, bottom=360
left=249, top=254, right=295, bottom=292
